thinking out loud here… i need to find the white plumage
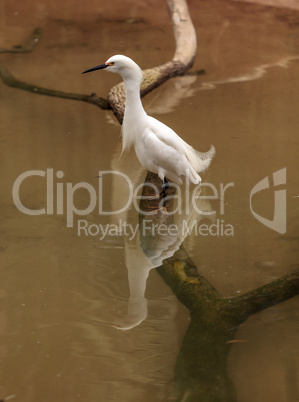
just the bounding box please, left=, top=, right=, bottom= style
left=82, top=55, right=215, bottom=188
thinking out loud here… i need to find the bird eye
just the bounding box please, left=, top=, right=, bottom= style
left=108, top=62, right=115, bottom=66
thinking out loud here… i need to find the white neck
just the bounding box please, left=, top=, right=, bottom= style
left=124, top=78, right=146, bottom=116
left=121, top=71, right=147, bottom=151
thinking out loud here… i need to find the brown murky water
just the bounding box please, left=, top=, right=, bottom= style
left=0, top=0, right=298, bottom=401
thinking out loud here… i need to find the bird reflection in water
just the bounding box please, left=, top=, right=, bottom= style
left=112, top=175, right=214, bottom=330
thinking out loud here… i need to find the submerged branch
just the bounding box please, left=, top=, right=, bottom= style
left=233, top=269, right=299, bottom=319
left=0, top=27, right=42, bottom=53
left=139, top=172, right=299, bottom=401
left=140, top=171, right=299, bottom=319
left=0, top=25, right=109, bottom=108
left=0, top=64, right=110, bottom=109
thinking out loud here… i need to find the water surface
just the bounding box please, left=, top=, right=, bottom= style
left=0, top=1, right=298, bottom=401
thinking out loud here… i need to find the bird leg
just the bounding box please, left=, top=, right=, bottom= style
left=142, top=177, right=169, bottom=199
left=140, top=178, right=170, bottom=214
left=159, top=177, right=169, bottom=198
left=145, top=178, right=170, bottom=214
left=143, top=178, right=170, bottom=214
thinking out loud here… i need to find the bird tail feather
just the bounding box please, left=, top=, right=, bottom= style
left=185, top=144, right=216, bottom=173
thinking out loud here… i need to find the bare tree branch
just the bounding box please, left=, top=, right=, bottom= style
left=0, top=0, right=198, bottom=118
left=0, top=64, right=110, bottom=109
left=166, top=0, right=197, bottom=64
left=108, top=0, right=198, bottom=122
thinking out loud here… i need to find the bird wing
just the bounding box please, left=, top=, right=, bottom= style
left=147, top=116, right=186, bottom=154
left=147, top=116, right=215, bottom=174
left=141, top=129, right=195, bottom=185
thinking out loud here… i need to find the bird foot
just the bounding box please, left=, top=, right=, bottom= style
left=142, top=193, right=160, bottom=200
left=147, top=205, right=169, bottom=215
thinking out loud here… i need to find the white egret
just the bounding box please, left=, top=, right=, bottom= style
left=82, top=55, right=215, bottom=196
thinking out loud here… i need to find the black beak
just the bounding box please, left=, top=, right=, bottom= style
left=81, top=63, right=108, bottom=74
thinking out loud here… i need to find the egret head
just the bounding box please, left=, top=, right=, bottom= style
left=82, top=55, right=143, bottom=83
